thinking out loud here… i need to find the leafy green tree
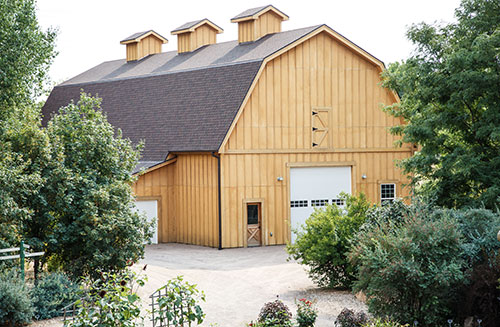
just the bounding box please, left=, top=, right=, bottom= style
left=0, top=0, right=57, bottom=115
left=381, top=0, right=500, bottom=208
left=43, top=93, right=151, bottom=279
left=0, top=0, right=57, bottom=251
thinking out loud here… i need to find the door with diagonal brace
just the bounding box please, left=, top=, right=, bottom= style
left=246, top=203, right=262, bottom=246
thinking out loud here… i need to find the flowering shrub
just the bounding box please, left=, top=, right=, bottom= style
left=296, top=298, right=318, bottom=327
left=257, top=299, right=292, bottom=327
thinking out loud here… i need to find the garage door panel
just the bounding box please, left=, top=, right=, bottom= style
left=290, top=166, right=351, bottom=242
left=134, top=200, right=158, bottom=244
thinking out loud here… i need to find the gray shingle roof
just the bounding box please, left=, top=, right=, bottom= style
left=231, top=5, right=288, bottom=21
left=120, top=30, right=168, bottom=43
left=42, top=25, right=321, bottom=162
left=171, top=19, right=222, bottom=33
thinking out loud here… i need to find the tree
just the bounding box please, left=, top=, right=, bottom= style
left=0, top=0, right=57, bottom=115
left=43, top=93, right=152, bottom=279
left=381, top=0, right=500, bottom=208
left=0, top=0, right=57, bottom=251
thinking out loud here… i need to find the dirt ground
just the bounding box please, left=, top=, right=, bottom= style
left=32, top=243, right=366, bottom=327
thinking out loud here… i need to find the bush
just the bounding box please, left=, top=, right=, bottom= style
left=295, top=298, right=318, bottom=327
left=258, top=299, right=292, bottom=327
left=363, top=318, right=409, bottom=327
left=65, top=269, right=145, bottom=327
left=450, top=208, right=500, bottom=327
left=32, top=272, right=80, bottom=320
left=334, top=308, right=368, bottom=327
left=154, top=276, right=205, bottom=326
left=0, top=270, right=33, bottom=326
left=287, top=193, right=372, bottom=288
left=349, top=201, right=465, bottom=326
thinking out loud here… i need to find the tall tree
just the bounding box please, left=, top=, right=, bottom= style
left=382, top=0, right=500, bottom=208
left=0, top=0, right=56, bottom=114
left=0, top=0, right=56, bottom=252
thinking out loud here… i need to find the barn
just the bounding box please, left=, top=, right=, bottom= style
left=42, top=5, right=413, bottom=249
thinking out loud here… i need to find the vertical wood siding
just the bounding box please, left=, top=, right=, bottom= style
left=177, top=25, right=218, bottom=53
left=133, top=153, right=219, bottom=247
left=220, top=31, right=412, bottom=247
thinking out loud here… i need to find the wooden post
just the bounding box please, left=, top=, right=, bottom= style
left=19, top=241, right=25, bottom=281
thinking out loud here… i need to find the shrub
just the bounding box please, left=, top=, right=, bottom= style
left=257, top=299, right=292, bottom=327
left=32, top=272, right=80, bottom=320
left=450, top=208, right=500, bottom=327
left=154, top=276, right=206, bottom=326
left=287, top=193, right=372, bottom=288
left=295, top=298, right=318, bottom=327
left=349, top=202, right=465, bottom=326
left=0, top=270, right=33, bottom=326
left=334, top=308, right=368, bottom=327
left=363, top=318, right=409, bottom=327
left=65, top=269, right=145, bottom=327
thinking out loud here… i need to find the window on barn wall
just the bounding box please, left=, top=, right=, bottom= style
left=380, top=183, right=396, bottom=205
left=311, top=107, right=331, bottom=148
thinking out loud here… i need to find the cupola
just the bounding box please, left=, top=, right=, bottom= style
left=171, top=19, right=223, bottom=54
left=231, top=5, right=288, bottom=43
left=120, top=30, right=168, bottom=62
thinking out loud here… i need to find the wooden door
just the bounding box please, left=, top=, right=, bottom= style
left=246, top=203, right=261, bottom=246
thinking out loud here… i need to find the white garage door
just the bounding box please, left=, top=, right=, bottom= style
left=290, top=166, right=351, bottom=242
left=134, top=200, right=158, bottom=244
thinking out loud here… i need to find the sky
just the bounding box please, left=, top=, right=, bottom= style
left=36, top=0, right=462, bottom=85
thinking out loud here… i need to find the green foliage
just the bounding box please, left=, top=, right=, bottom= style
left=0, top=0, right=57, bottom=115
left=41, top=93, right=151, bottom=279
left=363, top=318, right=409, bottom=327
left=287, top=193, right=372, bottom=288
left=349, top=202, right=465, bottom=326
left=32, top=272, right=80, bottom=320
left=257, top=300, right=292, bottom=327
left=295, top=298, right=318, bottom=327
left=334, top=308, right=369, bottom=327
left=381, top=0, right=500, bottom=209
left=0, top=270, right=34, bottom=326
left=66, top=269, right=145, bottom=327
left=154, top=276, right=206, bottom=326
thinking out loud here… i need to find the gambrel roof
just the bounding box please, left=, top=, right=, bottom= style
left=42, top=24, right=386, bottom=165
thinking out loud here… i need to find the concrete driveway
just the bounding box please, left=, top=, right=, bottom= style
left=137, top=244, right=366, bottom=327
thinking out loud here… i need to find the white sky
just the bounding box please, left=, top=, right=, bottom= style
left=36, top=0, right=462, bottom=85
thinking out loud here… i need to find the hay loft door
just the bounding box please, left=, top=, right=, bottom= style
left=289, top=166, right=352, bottom=243
left=246, top=203, right=262, bottom=246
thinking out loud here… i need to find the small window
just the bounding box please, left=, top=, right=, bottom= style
left=247, top=204, right=259, bottom=225
left=311, top=199, right=329, bottom=207
left=380, top=184, right=396, bottom=205
left=332, top=198, right=345, bottom=206
left=291, top=200, right=308, bottom=208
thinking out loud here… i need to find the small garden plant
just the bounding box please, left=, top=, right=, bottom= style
left=65, top=269, right=145, bottom=327
left=334, top=308, right=368, bottom=327
left=153, top=276, right=206, bottom=326
left=256, top=299, right=293, bottom=327
left=295, top=298, right=317, bottom=327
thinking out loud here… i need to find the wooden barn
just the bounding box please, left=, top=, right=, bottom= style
left=43, top=5, right=413, bottom=249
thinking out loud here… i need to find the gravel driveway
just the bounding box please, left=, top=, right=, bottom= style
left=136, top=243, right=366, bottom=327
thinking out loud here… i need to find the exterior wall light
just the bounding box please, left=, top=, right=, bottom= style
left=277, top=176, right=283, bottom=181
left=361, top=174, right=367, bottom=179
